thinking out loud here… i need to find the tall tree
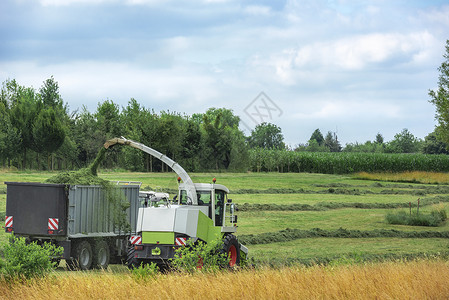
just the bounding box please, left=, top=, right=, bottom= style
left=309, top=129, right=324, bottom=146
left=386, top=128, right=420, bottom=153
left=429, top=40, right=449, bottom=144
left=324, top=131, right=342, bottom=152
left=375, top=133, right=384, bottom=144
left=248, top=122, right=285, bottom=150
left=8, top=85, right=40, bottom=168
left=0, top=101, right=20, bottom=167
left=422, top=131, right=449, bottom=154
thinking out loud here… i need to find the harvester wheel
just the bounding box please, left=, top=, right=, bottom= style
left=222, top=234, right=240, bottom=267
left=71, top=240, right=93, bottom=270
left=126, top=245, right=140, bottom=269
left=93, top=240, right=110, bottom=269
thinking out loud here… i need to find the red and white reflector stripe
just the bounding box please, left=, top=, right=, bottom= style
left=175, top=237, right=187, bottom=246
left=130, top=235, right=142, bottom=245
left=48, top=218, right=59, bottom=230
left=5, top=216, right=13, bottom=228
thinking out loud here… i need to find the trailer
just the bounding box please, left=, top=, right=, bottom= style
left=4, top=181, right=141, bottom=270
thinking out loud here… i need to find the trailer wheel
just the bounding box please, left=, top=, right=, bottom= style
left=126, top=245, right=140, bottom=269
left=221, top=234, right=240, bottom=267
left=93, top=240, right=110, bottom=269
left=72, top=240, right=93, bottom=270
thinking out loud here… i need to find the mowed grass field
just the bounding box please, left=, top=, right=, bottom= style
left=1, top=170, right=449, bottom=262
left=2, top=170, right=449, bottom=298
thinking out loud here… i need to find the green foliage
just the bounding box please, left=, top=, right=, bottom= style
left=310, top=128, right=324, bottom=146
left=324, top=131, right=342, bottom=152
left=170, top=238, right=229, bottom=273
left=385, top=128, right=421, bottom=153
left=32, top=107, right=66, bottom=154
left=0, top=236, right=63, bottom=281
left=131, top=262, right=159, bottom=281
left=247, top=122, right=285, bottom=150
left=386, top=208, right=447, bottom=227
left=429, top=40, right=449, bottom=145
left=422, top=131, right=449, bottom=154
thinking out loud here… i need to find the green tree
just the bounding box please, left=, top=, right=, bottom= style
left=201, top=108, right=246, bottom=170
left=422, top=131, right=449, bottom=154
left=0, top=101, right=21, bottom=167
left=180, top=119, right=202, bottom=171
left=429, top=40, right=449, bottom=144
left=386, top=128, right=420, bottom=153
left=39, top=76, right=64, bottom=110
left=248, top=122, right=285, bottom=150
left=375, top=133, right=384, bottom=144
left=8, top=85, right=40, bottom=169
left=324, top=131, right=342, bottom=152
left=310, top=129, right=324, bottom=146
left=32, top=107, right=66, bottom=169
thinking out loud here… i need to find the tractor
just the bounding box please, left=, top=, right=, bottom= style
left=104, top=137, right=248, bottom=269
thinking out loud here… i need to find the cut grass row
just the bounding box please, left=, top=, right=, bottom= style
left=237, top=195, right=449, bottom=211
left=248, top=237, right=449, bottom=262
left=237, top=203, right=449, bottom=235
left=239, top=228, right=449, bottom=245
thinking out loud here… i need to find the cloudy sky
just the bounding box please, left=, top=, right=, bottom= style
left=1, top=0, right=449, bottom=147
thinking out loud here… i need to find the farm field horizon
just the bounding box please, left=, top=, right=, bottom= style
left=1, top=169, right=449, bottom=264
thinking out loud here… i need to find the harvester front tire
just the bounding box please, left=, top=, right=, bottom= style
left=222, top=234, right=240, bottom=267
left=126, top=245, right=140, bottom=270
left=93, top=240, right=110, bottom=269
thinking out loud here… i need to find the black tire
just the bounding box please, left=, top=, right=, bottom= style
left=93, top=240, right=110, bottom=269
left=221, top=234, right=240, bottom=267
left=126, top=244, right=141, bottom=270
left=72, top=240, right=93, bottom=270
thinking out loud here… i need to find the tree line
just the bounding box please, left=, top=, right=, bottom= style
left=0, top=79, right=448, bottom=172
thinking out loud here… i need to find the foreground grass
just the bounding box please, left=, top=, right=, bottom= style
left=1, top=260, right=448, bottom=299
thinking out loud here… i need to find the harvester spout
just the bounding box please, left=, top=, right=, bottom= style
left=104, top=137, right=198, bottom=204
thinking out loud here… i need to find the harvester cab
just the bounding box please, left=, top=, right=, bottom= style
left=104, top=137, right=248, bottom=269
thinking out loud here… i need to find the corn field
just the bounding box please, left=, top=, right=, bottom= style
left=249, top=149, right=449, bottom=174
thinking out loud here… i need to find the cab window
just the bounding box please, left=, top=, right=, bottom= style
left=197, top=191, right=211, bottom=205
left=215, top=190, right=225, bottom=226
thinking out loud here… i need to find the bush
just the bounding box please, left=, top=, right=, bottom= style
left=170, top=237, right=228, bottom=273
left=385, top=208, right=447, bottom=227
left=131, top=262, right=159, bottom=281
left=0, top=236, right=63, bottom=281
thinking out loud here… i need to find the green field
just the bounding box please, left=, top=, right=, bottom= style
left=1, top=170, right=449, bottom=265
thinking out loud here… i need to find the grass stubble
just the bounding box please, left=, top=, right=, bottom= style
left=1, top=260, right=449, bottom=299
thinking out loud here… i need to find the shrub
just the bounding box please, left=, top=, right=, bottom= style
left=131, top=262, right=159, bottom=281
left=0, top=236, right=63, bottom=281
left=385, top=208, right=447, bottom=227
left=170, top=237, right=228, bottom=273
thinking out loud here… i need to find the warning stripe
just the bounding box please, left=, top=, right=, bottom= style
left=48, top=218, right=59, bottom=230
left=5, top=216, right=13, bottom=228
left=130, top=236, right=142, bottom=245
left=175, top=237, right=187, bottom=246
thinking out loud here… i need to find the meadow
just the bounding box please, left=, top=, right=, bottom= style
left=1, top=170, right=449, bottom=298
left=1, top=170, right=449, bottom=262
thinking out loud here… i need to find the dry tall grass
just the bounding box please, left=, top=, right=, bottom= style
left=1, top=260, right=449, bottom=299
left=355, top=171, right=449, bottom=184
